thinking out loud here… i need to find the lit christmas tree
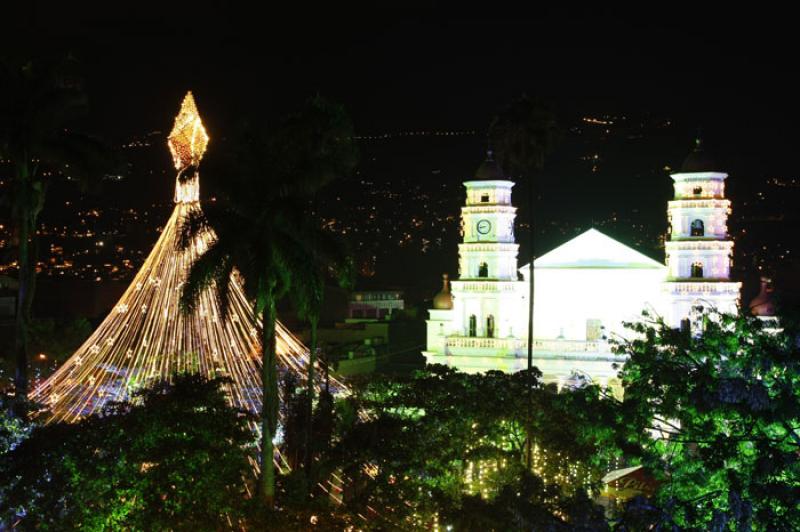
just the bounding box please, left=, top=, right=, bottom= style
left=29, top=93, right=342, bottom=445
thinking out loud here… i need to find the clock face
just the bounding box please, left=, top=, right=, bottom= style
left=476, top=219, right=492, bottom=235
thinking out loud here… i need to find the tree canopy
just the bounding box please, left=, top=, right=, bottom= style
left=322, top=365, right=615, bottom=530
left=607, top=311, right=800, bottom=530
left=1, top=375, right=254, bottom=529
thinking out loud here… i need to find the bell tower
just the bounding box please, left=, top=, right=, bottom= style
left=458, top=151, right=519, bottom=281
left=664, top=139, right=741, bottom=326
left=449, top=151, right=527, bottom=341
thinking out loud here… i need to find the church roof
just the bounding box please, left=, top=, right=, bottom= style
left=679, top=138, right=719, bottom=173
left=474, top=150, right=506, bottom=180
left=520, top=229, right=665, bottom=271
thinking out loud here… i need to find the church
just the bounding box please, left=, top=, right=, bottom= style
left=424, top=142, right=741, bottom=387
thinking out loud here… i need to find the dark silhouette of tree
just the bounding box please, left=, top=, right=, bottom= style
left=288, top=186, right=354, bottom=493
left=0, top=57, right=110, bottom=416
left=280, top=371, right=308, bottom=471
left=178, top=95, right=357, bottom=507
left=489, top=94, right=560, bottom=468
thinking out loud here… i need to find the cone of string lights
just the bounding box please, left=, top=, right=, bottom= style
left=29, top=93, right=345, bottom=450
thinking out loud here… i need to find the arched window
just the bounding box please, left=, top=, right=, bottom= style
left=478, top=262, right=489, bottom=278
left=468, top=315, right=477, bottom=337
left=690, top=219, right=704, bottom=237
left=486, top=315, right=495, bottom=338
left=691, top=261, right=703, bottom=278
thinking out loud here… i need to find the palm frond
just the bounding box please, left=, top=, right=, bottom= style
left=179, top=240, right=230, bottom=314
left=489, top=94, right=561, bottom=176
left=177, top=209, right=212, bottom=252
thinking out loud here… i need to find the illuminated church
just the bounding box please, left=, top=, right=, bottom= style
left=424, top=142, right=741, bottom=386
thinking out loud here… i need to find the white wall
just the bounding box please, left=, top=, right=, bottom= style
left=532, top=268, right=666, bottom=342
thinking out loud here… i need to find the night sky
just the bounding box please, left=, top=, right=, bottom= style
left=5, top=5, right=797, bottom=146
left=4, top=4, right=798, bottom=299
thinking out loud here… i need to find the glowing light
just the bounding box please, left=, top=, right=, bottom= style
left=30, top=92, right=348, bottom=479
left=167, top=91, right=209, bottom=171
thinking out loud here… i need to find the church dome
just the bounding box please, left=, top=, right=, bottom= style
left=680, top=138, right=719, bottom=173
left=749, top=277, right=776, bottom=317
left=432, top=273, right=453, bottom=310
left=474, top=150, right=506, bottom=180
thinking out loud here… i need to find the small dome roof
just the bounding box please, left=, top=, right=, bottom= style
left=474, top=150, right=506, bottom=180
left=680, top=138, right=719, bottom=173
left=432, top=273, right=453, bottom=310
left=749, top=277, right=776, bottom=317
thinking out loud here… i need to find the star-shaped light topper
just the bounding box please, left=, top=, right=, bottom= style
left=167, top=91, right=209, bottom=170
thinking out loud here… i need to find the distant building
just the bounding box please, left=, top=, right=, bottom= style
left=424, top=144, right=741, bottom=387
left=300, top=290, right=423, bottom=376
left=348, top=290, right=404, bottom=321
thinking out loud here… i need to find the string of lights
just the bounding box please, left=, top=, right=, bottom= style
left=29, top=93, right=348, bottom=478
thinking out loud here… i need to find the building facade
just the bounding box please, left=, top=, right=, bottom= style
left=348, top=290, right=405, bottom=321
left=424, top=145, right=741, bottom=386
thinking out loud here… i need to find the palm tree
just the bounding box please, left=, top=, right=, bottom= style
left=0, top=57, right=109, bottom=415
left=290, top=225, right=354, bottom=492
left=179, top=96, right=357, bottom=507
left=489, top=94, right=559, bottom=467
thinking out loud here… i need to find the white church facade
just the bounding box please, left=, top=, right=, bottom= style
left=424, top=142, right=741, bottom=386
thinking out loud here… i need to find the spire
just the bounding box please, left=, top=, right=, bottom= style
left=680, top=134, right=719, bottom=173
left=169, top=91, right=209, bottom=204
left=474, top=149, right=505, bottom=180
left=168, top=91, right=209, bottom=171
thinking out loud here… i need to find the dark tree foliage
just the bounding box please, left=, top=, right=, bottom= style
left=281, top=371, right=309, bottom=471
left=312, top=388, right=335, bottom=458
left=610, top=311, right=800, bottom=531
left=440, top=471, right=607, bottom=532
left=178, top=95, right=357, bottom=506
left=322, top=365, right=615, bottom=530
left=27, top=317, right=92, bottom=377
left=489, top=94, right=560, bottom=179
left=0, top=375, right=254, bottom=530
left=0, top=57, right=112, bottom=411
